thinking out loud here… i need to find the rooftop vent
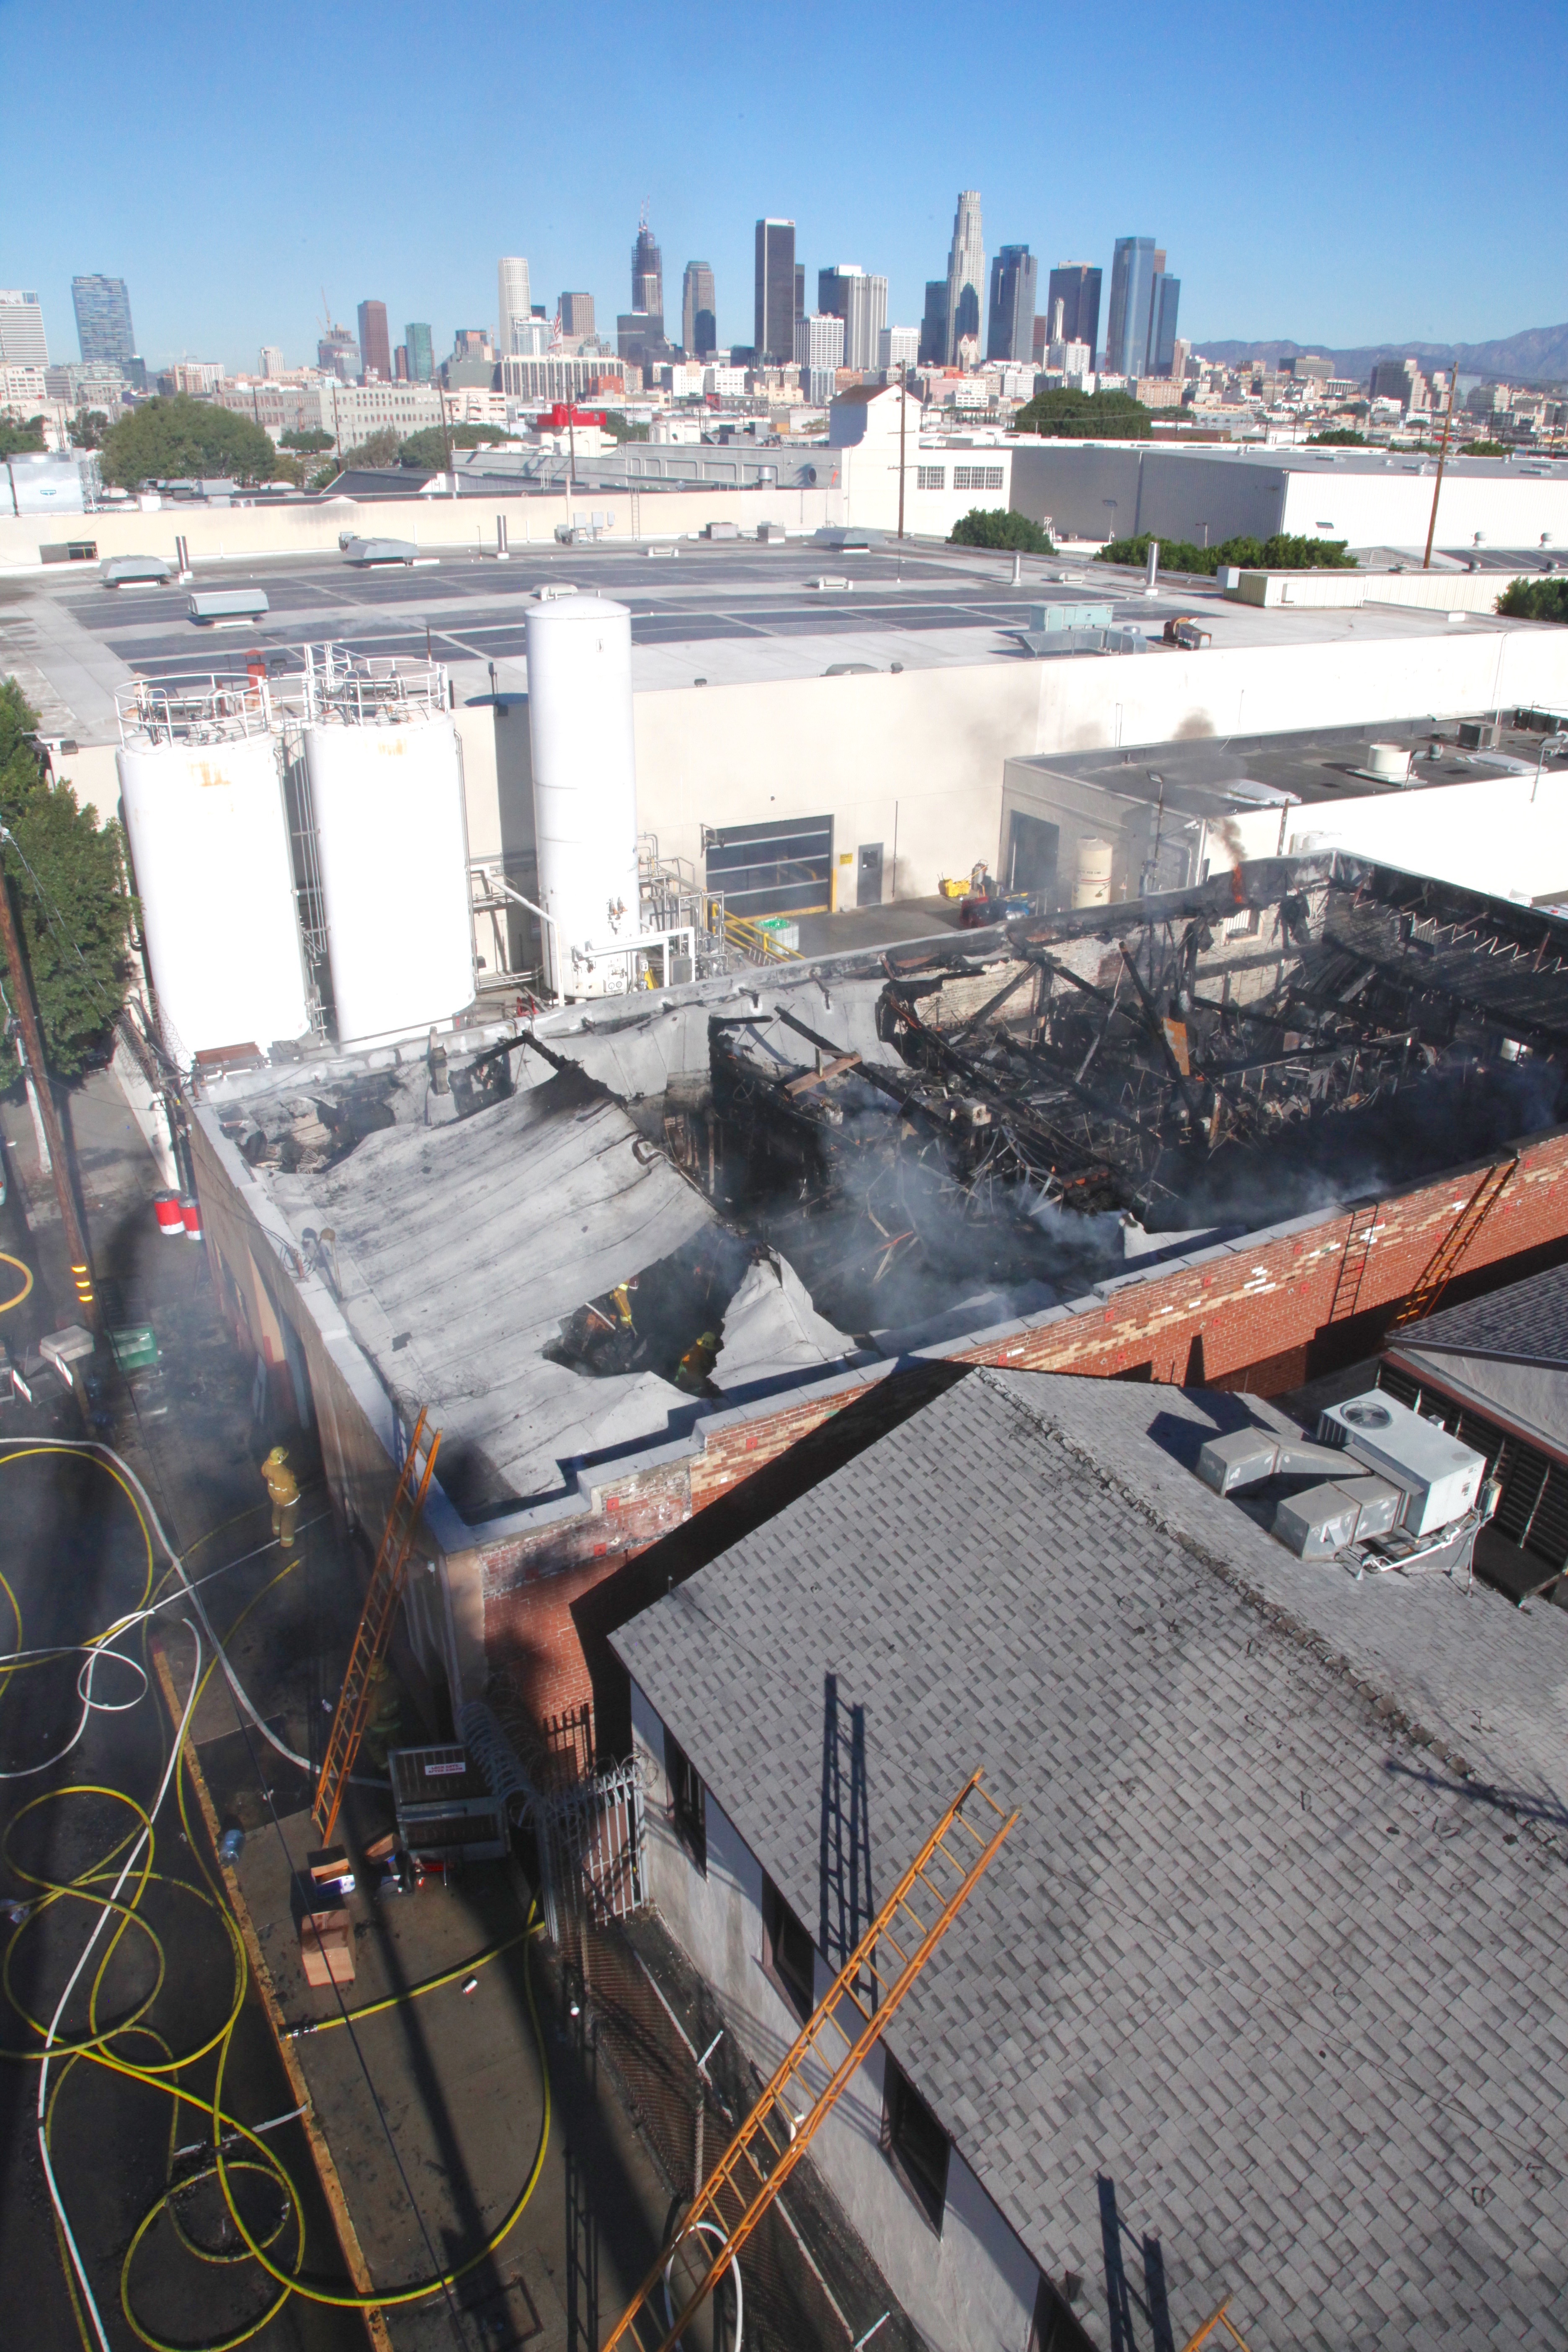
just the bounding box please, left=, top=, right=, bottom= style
left=1195, top=1390, right=1492, bottom=1571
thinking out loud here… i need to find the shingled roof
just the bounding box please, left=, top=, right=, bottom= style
left=613, top=1368, right=1568, bottom=2348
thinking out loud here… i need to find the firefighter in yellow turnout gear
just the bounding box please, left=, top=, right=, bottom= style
left=261, top=1445, right=300, bottom=1548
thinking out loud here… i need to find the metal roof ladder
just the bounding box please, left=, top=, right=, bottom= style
left=313, top=1406, right=441, bottom=1844
left=601, top=1768, right=1017, bottom=2352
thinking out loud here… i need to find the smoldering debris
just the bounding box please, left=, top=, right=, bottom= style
left=690, top=869, right=1568, bottom=1336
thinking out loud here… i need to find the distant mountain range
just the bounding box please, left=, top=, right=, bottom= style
left=1193, top=322, right=1568, bottom=388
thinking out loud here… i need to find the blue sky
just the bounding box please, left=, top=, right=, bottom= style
left=5, top=0, right=1564, bottom=373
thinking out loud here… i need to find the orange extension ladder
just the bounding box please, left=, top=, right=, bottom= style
left=601, top=1769, right=1017, bottom=2352
left=312, top=1407, right=441, bottom=1843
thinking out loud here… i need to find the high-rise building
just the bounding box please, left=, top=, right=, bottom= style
left=1044, top=264, right=1101, bottom=363
left=1147, top=272, right=1181, bottom=378
left=919, top=280, right=949, bottom=366
left=356, top=300, right=392, bottom=382
left=681, top=263, right=716, bottom=358
left=560, top=291, right=596, bottom=340
left=259, top=344, right=284, bottom=379
left=405, top=322, right=434, bottom=383
left=878, top=325, right=919, bottom=373
left=986, top=244, right=1037, bottom=363
left=318, top=322, right=360, bottom=382
left=754, top=219, right=796, bottom=366
left=0, top=291, right=49, bottom=368
left=794, top=312, right=845, bottom=407
left=794, top=263, right=805, bottom=321
left=72, top=275, right=134, bottom=366
left=1105, top=237, right=1158, bottom=379
left=632, top=216, right=663, bottom=321
left=817, top=265, right=887, bottom=373
left=394, top=345, right=409, bottom=381
left=944, top=191, right=985, bottom=364
left=498, top=258, right=532, bottom=356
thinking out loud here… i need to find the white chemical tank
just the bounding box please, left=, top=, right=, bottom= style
left=304, top=712, right=473, bottom=1046
left=1072, top=836, right=1114, bottom=908
left=525, top=594, right=642, bottom=996
left=117, top=732, right=309, bottom=1060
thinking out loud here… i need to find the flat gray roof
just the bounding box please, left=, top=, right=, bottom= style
left=9, top=533, right=1524, bottom=737
left=614, top=1366, right=1568, bottom=2347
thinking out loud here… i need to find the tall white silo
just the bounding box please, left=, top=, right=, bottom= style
left=304, top=681, right=474, bottom=1047
left=525, top=594, right=642, bottom=997
left=116, top=713, right=309, bottom=1062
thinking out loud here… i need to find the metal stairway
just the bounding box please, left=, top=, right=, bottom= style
left=313, top=1407, right=441, bottom=1843
left=601, top=1769, right=1016, bottom=2352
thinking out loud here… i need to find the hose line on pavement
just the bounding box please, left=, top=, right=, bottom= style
left=0, top=1439, right=554, bottom=2352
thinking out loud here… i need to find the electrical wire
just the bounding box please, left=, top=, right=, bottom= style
left=0, top=1438, right=554, bottom=2351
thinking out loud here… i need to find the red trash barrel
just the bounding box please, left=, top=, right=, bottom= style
left=154, top=1193, right=184, bottom=1238
left=180, top=1195, right=203, bottom=1240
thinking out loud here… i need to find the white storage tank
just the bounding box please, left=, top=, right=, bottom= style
left=525, top=593, right=642, bottom=996
left=117, top=730, right=309, bottom=1060
left=304, top=707, right=473, bottom=1046
left=1072, top=836, right=1114, bottom=908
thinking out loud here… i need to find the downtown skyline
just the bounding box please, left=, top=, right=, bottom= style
left=5, top=0, right=1565, bottom=376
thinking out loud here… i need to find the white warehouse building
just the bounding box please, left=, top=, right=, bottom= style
left=1005, top=441, right=1568, bottom=555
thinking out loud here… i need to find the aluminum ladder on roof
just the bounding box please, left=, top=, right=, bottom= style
left=1390, top=1155, right=1518, bottom=1331
left=599, top=1768, right=1017, bottom=2352
left=313, top=1406, right=441, bottom=1844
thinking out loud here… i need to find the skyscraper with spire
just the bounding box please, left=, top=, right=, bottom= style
left=632, top=209, right=663, bottom=324
left=944, top=190, right=985, bottom=365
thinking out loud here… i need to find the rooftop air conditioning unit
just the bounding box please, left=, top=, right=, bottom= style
left=1316, top=1392, right=1485, bottom=1535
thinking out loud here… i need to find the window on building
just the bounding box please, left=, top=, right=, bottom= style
left=882, top=2054, right=950, bottom=2230
left=953, top=464, right=1005, bottom=491
left=761, top=1875, right=816, bottom=2023
left=664, top=1729, right=706, bottom=1875
left=916, top=465, right=945, bottom=490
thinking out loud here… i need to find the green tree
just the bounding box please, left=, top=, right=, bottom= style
left=1013, top=387, right=1152, bottom=440
left=67, top=409, right=111, bottom=451
left=1496, top=578, right=1568, bottom=624
left=948, top=508, right=1055, bottom=553
left=392, top=422, right=523, bottom=469
left=1096, top=529, right=1357, bottom=576
left=0, top=414, right=48, bottom=459
left=280, top=426, right=334, bottom=454
left=0, top=680, right=134, bottom=1076
left=1469, top=439, right=1510, bottom=458
left=98, top=395, right=276, bottom=488
left=597, top=412, right=649, bottom=444
left=340, top=427, right=403, bottom=468
left=1307, top=428, right=1366, bottom=446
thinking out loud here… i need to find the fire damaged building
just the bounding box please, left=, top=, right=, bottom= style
left=182, top=843, right=1568, bottom=1749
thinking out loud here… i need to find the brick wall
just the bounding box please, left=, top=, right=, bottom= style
left=476, top=1129, right=1568, bottom=1754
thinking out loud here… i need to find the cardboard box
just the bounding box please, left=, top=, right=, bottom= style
left=299, top=1908, right=355, bottom=1987
left=306, top=1845, right=356, bottom=1895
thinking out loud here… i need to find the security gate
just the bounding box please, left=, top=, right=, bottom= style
left=539, top=1757, right=648, bottom=1940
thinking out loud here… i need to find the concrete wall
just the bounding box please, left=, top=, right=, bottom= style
left=1006, top=443, right=1568, bottom=553
left=1010, top=444, right=1290, bottom=547
left=0, top=483, right=842, bottom=576
left=446, top=623, right=1568, bottom=913
left=630, top=1679, right=1042, bottom=2352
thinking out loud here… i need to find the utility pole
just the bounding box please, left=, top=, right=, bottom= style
left=1423, top=366, right=1461, bottom=570
left=897, top=363, right=908, bottom=541
left=0, top=842, right=101, bottom=1333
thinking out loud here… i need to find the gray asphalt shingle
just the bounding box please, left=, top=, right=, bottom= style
left=614, top=1368, right=1568, bottom=2346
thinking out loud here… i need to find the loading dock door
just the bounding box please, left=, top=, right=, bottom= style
left=705, top=814, right=833, bottom=918
left=857, top=843, right=884, bottom=908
